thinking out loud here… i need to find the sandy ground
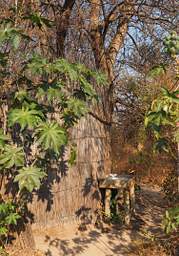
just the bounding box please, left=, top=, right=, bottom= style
left=33, top=225, right=135, bottom=256
left=31, top=185, right=168, bottom=256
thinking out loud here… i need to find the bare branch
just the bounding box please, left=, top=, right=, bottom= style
left=55, top=0, right=75, bottom=57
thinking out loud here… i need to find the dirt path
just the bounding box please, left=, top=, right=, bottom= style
left=31, top=185, right=169, bottom=256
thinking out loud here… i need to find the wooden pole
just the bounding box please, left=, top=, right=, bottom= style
left=124, top=189, right=130, bottom=225
left=105, top=189, right=111, bottom=217
left=175, top=57, right=179, bottom=192
left=177, top=142, right=179, bottom=192
left=129, top=180, right=135, bottom=214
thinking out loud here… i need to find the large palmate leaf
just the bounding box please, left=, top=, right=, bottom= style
left=37, top=82, right=64, bottom=103
left=8, top=106, right=44, bottom=130
left=0, top=201, right=20, bottom=237
left=66, top=98, right=87, bottom=118
left=0, top=145, right=24, bottom=169
left=14, top=90, right=33, bottom=103
left=27, top=54, right=48, bottom=75
left=46, top=87, right=64, bottom=103
left=14, top=166, right=46, bottom=192
left=145, top=86, right=179, bottom=145
left=53, top=58, right=79, bottom=81
left=5, top=212, right=20, bottom=225
left=0, top=23, right=25, bottom=50
left=0, top=202, right=15, bottom=214
left=79, top=76, right=97, bottom=98
left=63, top=98, right=88, bottom=126
left=35, top=121, right=67, bottom=153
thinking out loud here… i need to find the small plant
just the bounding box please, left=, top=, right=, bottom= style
left=140, top=228, right=156, bottom=242
left=162, top=170, right=178, bottom=202
left=162, top=206, right=179, bottom=234
left=0, top=201, right=21, bottom=247
left=110, top=198, right=123, bottom=224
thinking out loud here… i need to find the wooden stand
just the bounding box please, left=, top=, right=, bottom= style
left=99, top=175, right=135, bottom=225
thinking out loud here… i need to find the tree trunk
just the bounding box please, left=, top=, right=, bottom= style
left=29, top=114, right=111, bottom=227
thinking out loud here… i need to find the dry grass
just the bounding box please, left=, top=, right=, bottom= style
left=6, top=249, right=44, bottom=256
left=128, top=239, right=168, bottom=256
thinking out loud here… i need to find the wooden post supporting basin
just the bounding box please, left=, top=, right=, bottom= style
left=99, top=174, right=135, bottom=225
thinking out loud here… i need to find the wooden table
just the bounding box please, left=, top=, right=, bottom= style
left=99, top=174, right=135, bottom=225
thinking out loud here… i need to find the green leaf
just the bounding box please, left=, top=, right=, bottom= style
left=35, top=121, right=67, bottom=154
left=161, top=87, right=179, bottom=103
left=0, top=202, right=15, bottom=214
left=79, top=76, right=97, bottom=98
left=53, top=59, right=78, bottom=81
left=0, top=145, right=24, bottom=169
left=12, top=34, right=20, bottom=49
left=27, top=54, right=48, bottom=75
left=0, top=129, right=9, bottom=150
left=148, top=65, right=166, bottom=77
left=8, top=106, right=44, bottom=130
left=46, top=87, right=63, bottom=103
left=163, top=207, right=179, bottom=234
left=15, top=90, right=32, bottom=102
left=0, top=226, right=8, bottom=235
left=168, top=206, right=179, bottom=216
left=93, top=71, right=107, bottom=85
left=144, top=116, right=149, bottom=127
left=14, top=166, right=46, bottom=192
left=148, top=123, right=161, bottom=133
left=66, top=98, right=87, bottom=118
left=63, top=98, right=88, bottom=126
left=161, top=87, right=171, bottom=97
left=0, top=24, right=22, bottom=48
left=68, top=145, right=77, bottom=166
left=154, top=138, right=169, bottom=153
left=145, top=111, right=162, bottom=127
left=37, top=82, right=64, bottom=103
left=23, top=13, right=53, bottom=28
left=164, top=32, right=179, bottom=57
left=5, top=212, right=20, bottom=225
left=0, top=204, right=8, bottom=215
